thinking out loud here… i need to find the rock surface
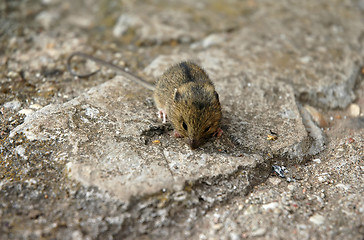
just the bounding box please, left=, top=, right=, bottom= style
left=10, top=67, right=305, bottom=200
left=1, top=0, right=363, bottom=239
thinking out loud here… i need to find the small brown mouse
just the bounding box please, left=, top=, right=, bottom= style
left=67, top=52, right=223, bottom=149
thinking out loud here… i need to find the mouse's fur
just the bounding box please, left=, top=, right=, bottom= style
left=154, top=62, right=222, bottom=149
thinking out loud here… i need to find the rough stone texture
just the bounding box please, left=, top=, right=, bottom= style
left=1, top=0, right=363, bottom=239
left=10, top=67, right=304, bottom=200
left=192, top=127, right=364, bottom=240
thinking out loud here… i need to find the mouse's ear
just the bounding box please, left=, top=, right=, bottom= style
left=174, top=88, right=182, bottom=102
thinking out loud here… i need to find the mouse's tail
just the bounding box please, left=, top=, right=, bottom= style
left=67, top=52, right=155, bottom=91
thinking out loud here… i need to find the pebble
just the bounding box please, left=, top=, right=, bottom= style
left=299, top=56, right=311, bottom=64
left=312, top=158, right=321, bottom=164
left=274, top=208, right=282, bottom=215
left=36, top=11, right=59, bottom=29
left=250, top=228, right=266, bottom=237
left=15, top=145, right=27, bottom=159
left=202, top=34, right=224, bottom=48
left=71, top=230, right=84, bottom=240
left=318, top=176, right=327, bottom=183
left=320, top=192, right=325, bottom=199
left=336, top=183, right=350, bottom=191
left=41, top=0, right=54, bottom=4
left=229, top=232, right=241, bottom=240
left=7, top=71, right=19, bottom=78
left=309, top=214, right=325, bottom=225
left=348, top=103, right=360, bottom=117
left=199, top=234, right=207, bottom=240
left=297, top=224, right=308, bottom=229
left=262, top=202, right=279, bottom=211
left=28, top=209, right=42, bottom=219
left=4, top=100, right=21, bottom=110
left=25, top=178, right=38, bottom=185
left=18, top=109, right=35, bottom=116
left=29, top=104, right=43, bottom=110
left=287, top=183, right=297, bottom=191
left=359, top=204, right=364, bottom=213
left=84, top=107, right=99, bottom=118
left=113, top=14, right=141, bottom=38
left=316, top=196, right=324, bottom=204
left=212, top=223, right=223, bottom=230
left=268, top=177, right=282, bottom=186
left=172, top=191, right=187, bottom=201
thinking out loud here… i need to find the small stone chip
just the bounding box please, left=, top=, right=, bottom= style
left=262, top=202, right=279, bottom=211
left=29, top=104, right=43, bottom=110
left=348, top=104, right=360, bottom=117
left=309, top=214, right=325, bottom=225
left=28, top=210, right=42, bottom=219
left=250, top=228, right=266, bottom=237
left=152, top=140, right=161, bottom=144
left=18, top=109, right=35, bottom=116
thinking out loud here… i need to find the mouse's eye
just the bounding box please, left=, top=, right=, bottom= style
left=182, top=122, right=188, bottom=131
left=204, top=126, right=210, bottom=133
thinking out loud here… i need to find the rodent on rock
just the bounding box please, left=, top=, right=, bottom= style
left=67, top=52, right=223, bottom=149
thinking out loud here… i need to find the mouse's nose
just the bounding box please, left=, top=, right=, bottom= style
left=188, top=138, right=201, bottom=150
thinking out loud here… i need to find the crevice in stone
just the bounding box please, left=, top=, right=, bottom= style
left=276, top=101, right=327, bottom=164
left=113, top=154, right=272, bottom=239
left=297, top=64, right=361, bottom=109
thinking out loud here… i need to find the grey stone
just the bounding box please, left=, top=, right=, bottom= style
left=113, top=14, right=143, bottom=38
left=111, top=9, right=204, bottom=44
left=3, top=100, right=21, bottom=110
left=2, top=0, right=364, bottom=239
left=144, top=1, right=364, bottom=110
left=309, top=214, right=326, bottom=225
left=18, top=108, right=35, bottom=116
left=190, top=34, right=226, bottom=49
left=11, top=51, right=308, bottom=201
left=250, top=227, right=266, bottom=237
left=348, top=103, right=361, bottom=117
left=35, top=10, right=60, bottom=29
left=262, top=202, right=279, bottom=211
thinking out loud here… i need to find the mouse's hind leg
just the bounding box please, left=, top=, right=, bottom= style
left=157, top=109, right=167, bottom=123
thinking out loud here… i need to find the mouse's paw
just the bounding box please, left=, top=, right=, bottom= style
left=157, top=109, right=167, bottom=123
left=214, top=128, right=223, bottom=138
left=173, top=130, right=183, bottom=138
